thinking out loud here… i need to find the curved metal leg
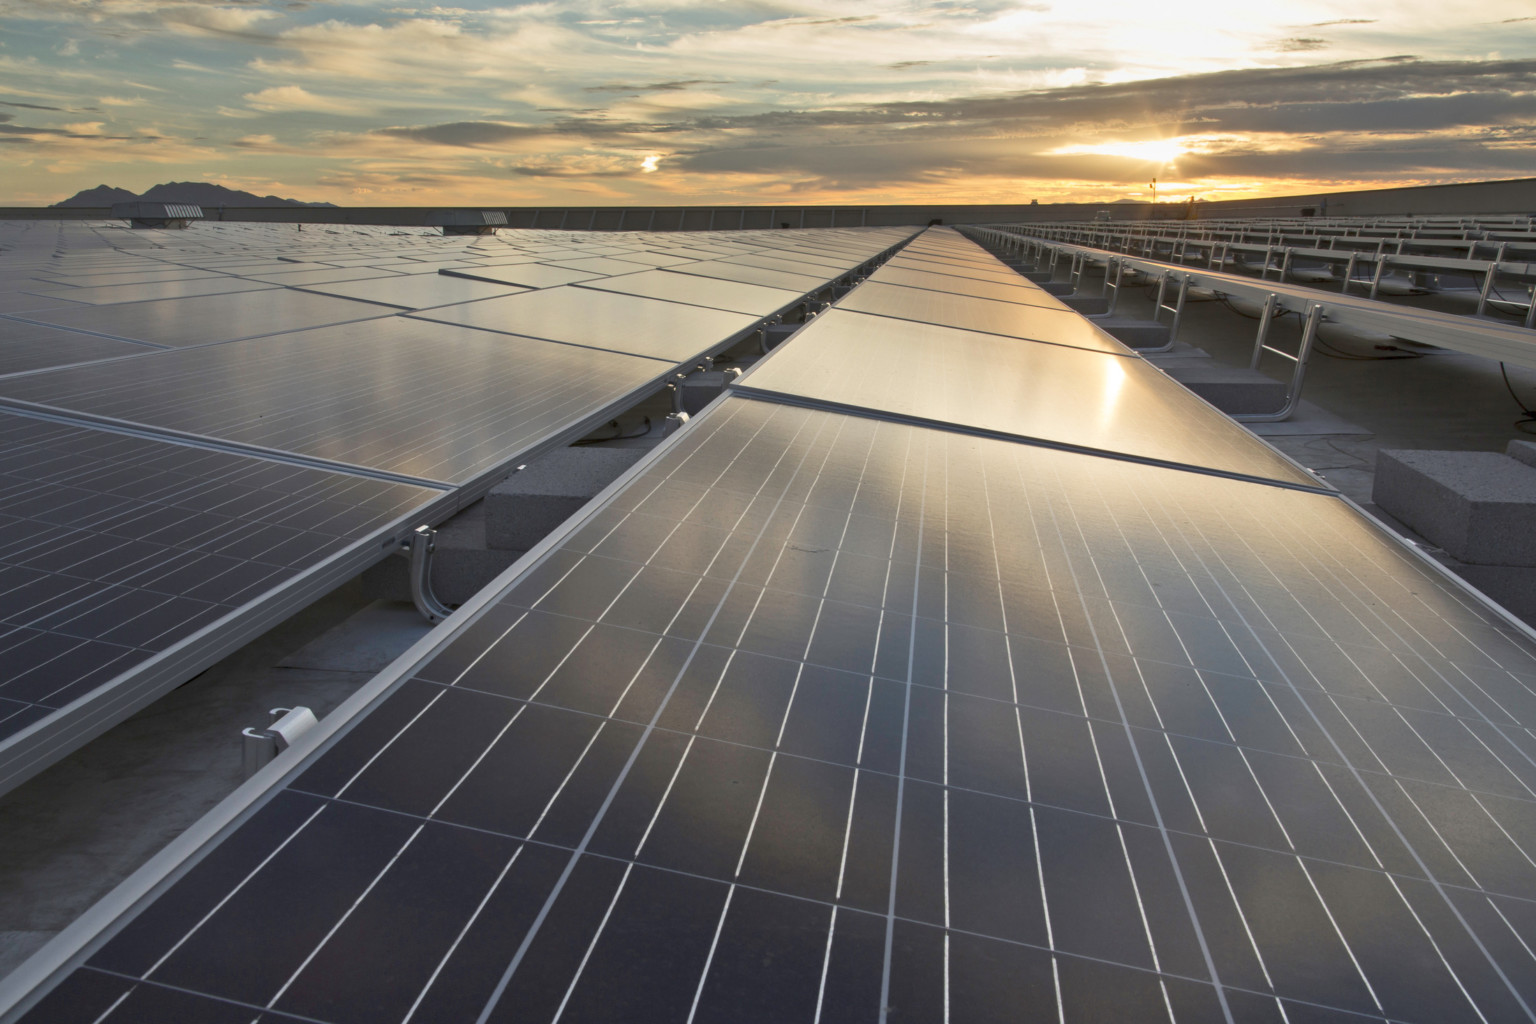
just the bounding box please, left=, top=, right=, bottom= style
left=1235, top=303, right=1322, bottom=423
left=405, top=525, right=453, bottom=624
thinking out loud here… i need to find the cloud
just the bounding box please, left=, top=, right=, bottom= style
left=250, top=17, right=573, bottom=82
left=242, top=85, right=367, bottom=114
left=2, top=100, right=67, bottom=111
left=508, top=152, right=650, bottom=177
left=8, top=1, right=1536, bottom=206
left=4, top=0, right=283, bottom=40
left=373, top=120, right=544, bottom=148
left=0, top=119, right=133, bottom=141
left=768, top=15, right=879, bottom=27
left=665, top=56, right=1536, bottom=191
left=583, top=79, right=731, bottom=93
left=1275, top=37, right=1329, bottom=52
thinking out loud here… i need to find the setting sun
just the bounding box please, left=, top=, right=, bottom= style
left=1051, top=138, right=1189, bottom=165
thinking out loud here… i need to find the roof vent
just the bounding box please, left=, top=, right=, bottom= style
left=110, top=201, right=203, bottom=229
left=426, top=210, right=508, bottom=235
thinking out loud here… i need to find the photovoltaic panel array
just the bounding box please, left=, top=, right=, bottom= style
left=0, top=219, right=914, bottom=796
left=0, top=319, right=687, bottom=487
left=11, top=226, right=1536, bottom=1023
left=0, top=409, right=445, bottom=783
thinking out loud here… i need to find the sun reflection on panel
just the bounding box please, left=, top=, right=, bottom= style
left=1099, top=354, right=1127, bottom=429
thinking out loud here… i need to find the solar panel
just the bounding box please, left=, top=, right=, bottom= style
left=719, top=253, right=857, bottom=277
left=410, top=286, right=764, bottom=364
left=296, top=273, right=526, bottom=311
left=883, top=254, right=1034, bottom=286
left=577, top=269, right=805, bottom=316
left=8, top=277, right=278, bottom=307
left=865, top=263, right=1062, bottom=308
left=442, top=264, right=608, bottom=289
left=0, top=318, right=681, bottom=486
left=0, top=292, right=79, bottom=315
left=733, top=308, right=1316, bottom=488
left=32, top=269, right=225, bottom=289
left=835, top=281, right=1124, bottom=353
left=0, top=409, right=444, bottom=787
left=544, top=256, right=678, bottom=276
left=14, top=289, right=393, bottom=348
left=667, top=261, right=833, bottom=292
left=18, top=394, right=1536, bottom=1022
left=0, top=223, right=923, bottom=802
left=243, top=266, right=408, bottom=287
left=602, top=251, right=696, bottom=268
left=0, top=319, right=159, bottom=376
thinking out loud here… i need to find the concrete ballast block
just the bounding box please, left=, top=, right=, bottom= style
left=1507, top=439, right=1536, bottom=470
left=486, top=447, right=646, bottom=551
left=680, top=370, right=732, bottom=416
left=1060, top=295, right=1109, bottom=316
left=1372, top=450, right=1536, bottom=565
left=1160, top=365, right=1287, bottom=415
left=1094, top=317, right=1171, bottom=349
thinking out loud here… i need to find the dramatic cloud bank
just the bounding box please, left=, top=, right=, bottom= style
left=1, top=0, right=1533, bottom=204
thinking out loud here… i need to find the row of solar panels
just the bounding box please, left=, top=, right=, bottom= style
left=975, top=231, right=1536, bottom=368
left=10, top=227, right=1536, bottom=1022
left=0, top=221, right=916, bottom=796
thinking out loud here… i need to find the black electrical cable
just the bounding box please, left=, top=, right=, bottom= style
left=1499, top=363, right=1536, bottom=435
left=1312, top=336, right=1424, bottom=361
left=1213, top=291, right=1424, bottom=360
left=1484, top=280, right=1535, bottom=320
left=571, top=417, right=652, bottom=445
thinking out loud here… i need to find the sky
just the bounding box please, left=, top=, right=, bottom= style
left=1, top=0, right=1534, bottom=207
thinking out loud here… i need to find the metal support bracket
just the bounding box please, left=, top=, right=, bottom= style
left=1139, top=274, right=1189, bottom=353
left=760, top=323, right=800, bottom=353
left=399, top=524, right=453, bottom=624
left=667, top=374, right=688, bottom=415
left=1235, top=300, right=1321, bottom=423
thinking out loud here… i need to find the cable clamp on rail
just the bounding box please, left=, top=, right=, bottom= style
left=241, top=706, right=319, bottom=779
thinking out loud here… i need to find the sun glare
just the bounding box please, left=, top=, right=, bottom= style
left=1052, top=138, right=1188, bottom=164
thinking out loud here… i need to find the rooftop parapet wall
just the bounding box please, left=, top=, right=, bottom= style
left=2, top=175, right=1533, bottom=227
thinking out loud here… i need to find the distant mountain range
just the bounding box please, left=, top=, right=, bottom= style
left=53, top=182, right=335, bottom=208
